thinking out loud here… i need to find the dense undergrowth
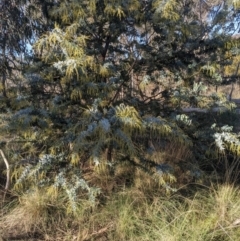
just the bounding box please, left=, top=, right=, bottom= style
left=1, top=176, right=240, bottom=240
left=1, top=124, right=240, bottom=241
left=1, top=110, right=240, bottom=241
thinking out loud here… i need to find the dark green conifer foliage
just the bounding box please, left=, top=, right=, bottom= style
left=1, top=0, right=240, bottom=208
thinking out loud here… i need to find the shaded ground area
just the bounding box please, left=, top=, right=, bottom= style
left=232, top=99, right=240, bottom=132
left=232, top=99, right=240, bottom=108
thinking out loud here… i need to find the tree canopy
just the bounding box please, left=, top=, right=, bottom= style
left=1, top=0, right=240, bottom=210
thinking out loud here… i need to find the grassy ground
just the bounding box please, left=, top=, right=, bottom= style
left=1, top=175, right=240, bottom=240
left=1, top=137, right=240, bottom=240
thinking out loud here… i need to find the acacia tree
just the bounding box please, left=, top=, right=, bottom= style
left=1, top=0, right=240, bottom=206
left=0, top=0, right=55, bottom=109
left=0, top=0, right=30, bottom=103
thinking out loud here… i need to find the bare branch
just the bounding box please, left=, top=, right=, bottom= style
left=0, top=149, right=10, bottom=190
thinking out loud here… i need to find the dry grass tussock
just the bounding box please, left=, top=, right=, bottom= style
left=1, top=189, right=57, bottom=234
